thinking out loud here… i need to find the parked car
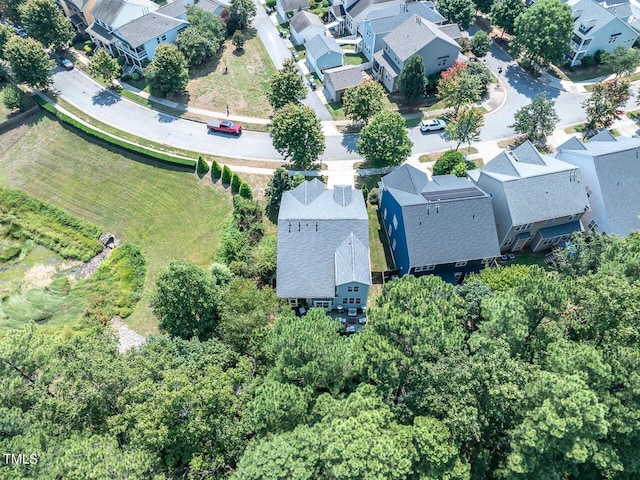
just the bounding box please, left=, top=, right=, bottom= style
left=14, top=25, right=26, bottom=37
left=309, top=77, right=316, bottom=90
left=60, top=59, right=74, bottom=70
left=207, top=119, right=242, bottom=135
left=292, top=50, right=299, bottom=60
left=420, top=118, right=446, bottom=132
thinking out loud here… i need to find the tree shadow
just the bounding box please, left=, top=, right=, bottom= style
left=340, top=133, right=358, bottom=153
left=188, top=45, right=226, bottom=79
left=155, top=112, right=178, bottom=123
left=91, top=89, right=121, bottom=106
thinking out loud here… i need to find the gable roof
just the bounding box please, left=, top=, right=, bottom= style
left=567, top=0, right=637, bottom=36
left=323, top=65, right=364, bottom=91
left=277, top=181, right=370, bottom=298
left=381, top=167, right=500, bottom=265
left=555, top=135, right=640, bottom=236
left=90, top=0, right=158, bottom=28
left=384, top=14, right=460, bottom=62
left=117, top=13, right=188, bottom=47
left=305, top=33, right=343, bottom=59
left=156, top=0, right=187, bottom=18
left=365, top=1, right=445, bottom=35
left=476, top=142, right=590, bottom=225
left=289, top=10, right=324, bottom=33
left=347, top=0, right=401, bottom=21
left=277, top=0, right=310, bottom=12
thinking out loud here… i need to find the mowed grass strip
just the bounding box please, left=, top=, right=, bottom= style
left=0, top=114, right=233, bottom=334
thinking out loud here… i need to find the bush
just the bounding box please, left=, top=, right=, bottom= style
left=266, top=0, right=276, bottom=7
left=231, top=173, right=242, bottom=193
left=132, top=72, right=141, bottom=81
left=197, top=156, right=210, bottom=174
left=222, top=165, right=232, bottom=184
left=84, top=45, right=93, bottom=55
left=580, top=54, right=597, bottom=67
left=211, top=160, right=222, bottom=179
left=121, top=74, right=132, bottom=81
left=84, top=39, right=93, bottom=47
left=2, top=84, right=23, bottom=111
left=33, top=96, right=196, bottom=169
left=433, top=149, right=465, bottom=176
left=368, top=187, right=380, bottom=205
left=361, top=184, right=369, bottom=203
left=239, top=182, right=253, bottom=199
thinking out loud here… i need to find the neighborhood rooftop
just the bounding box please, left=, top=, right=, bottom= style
left=117, top=13, right=188, bottom=48
left=305, top=34, right=343, bottom=58
left=323, top=65, right=364, bottom=91
left=383, top=14, right=460, bottom=62
left=365, top=1, right=445, bottom=32
left=278, top=0, right=310, bottom=12
left=90, top=0, right=157, bottom=27
left=289, top=10, right=325, bottom=33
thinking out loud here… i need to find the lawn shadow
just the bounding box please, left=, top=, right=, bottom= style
left=189, top=46, right=226, bottom=79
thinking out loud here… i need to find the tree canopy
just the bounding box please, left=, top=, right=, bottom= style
left=582, top=78, right=631, bottom=132
left=491, top=0, right=525, bottom=36
left=342, top=79, right=385, bottom=124
left=600, top=46, right=640, bottom=78
left=175, top=26, right=217, bottom=67
left=398, top=54, right=426, bottom=104
left=267, top=58, right=307, bottom=110
left=4, top=36, right=53, bottom=89
left=19, top=0, right=73, bottom=49
left=271, top=103, right=325, bottom=169
left=144, top=44, right=189, bottom=96
left=509, top=93, right=560, bottom=144
left=437, top=0, right=476, bottom=29
left=357, top=110, right=413, bottom=167
left=88, top=49, right=121, bottom=82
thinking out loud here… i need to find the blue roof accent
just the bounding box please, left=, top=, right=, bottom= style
left=538, top=221, right=581, bottom=239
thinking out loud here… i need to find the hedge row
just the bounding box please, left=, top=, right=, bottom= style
left=33, top=96, right=196, bottom=169
left=0, top=188, right=104, bottom=261
left=213, top=161, right=252, bottom=199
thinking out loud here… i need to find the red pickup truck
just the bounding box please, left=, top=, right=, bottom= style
left=207, top=120, right=242, bottom=135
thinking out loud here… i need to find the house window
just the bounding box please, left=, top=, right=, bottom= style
left=568, top=214, right=578, bottom=221
left=514, top=225, right=523, bottom=231
left=347, top=286, right=353, bottom=292
left=392, top=215, right=398, bottom=230
left=436, top=55, right=449, bottom=67
left=392, top=239, right=397, bottom=250
left=342, top=298, right=347, bottom=304
left=388, top=224, right=392, bottom=236
left=349, top=298, right=355, bottom=303
left=609, top=33, right=621, bottom=43
left=288, top=298, right=299, bottom=307
left=347, top=286, right=360, bottom=292
left=161, top=35, right=167, bottom=41
left=157, top=38, right=161, bottom=44
left=414, top=265, right=435, bottom=273
left=587, top=219, right=599, bottom=232
left=455, top=261, right=468, bottom=267
left=585, top=185, right=592, bottom=197
left=313, top=300, right=332, bottom=309
left=356, top=298, right=361, bottom=304
left=383, top=208, right=387, bottom=220
left=504, top=237, right=514, bottom=246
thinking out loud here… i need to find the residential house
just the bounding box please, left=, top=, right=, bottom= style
left=323, top=65, right=365, bottom=102
left=360, top=1, right=445, bottom=61
left=276, top=0, right=310, bottom=23
left=55, top=0, right=91, bottom=32
left=566, top=0, right=638, bottom=67
left=305, top=34, right=344, bottom=79
left=339, top=0, right=404, bottom=35
left=468, top=142, right=590, bottom=253
left=290, top=11, right=326, bottom=45
left=379, top=166, right=500, bottom=283
left=554, top=131, right=640, bottom=236
left=372, top=14, right=461, bottom=93
left=276, top=179, right=371, bottom=311
left=156, top=0, right=230, bottom=19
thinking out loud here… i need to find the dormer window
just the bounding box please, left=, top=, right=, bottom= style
left=578, top=18, right=596, bottom=34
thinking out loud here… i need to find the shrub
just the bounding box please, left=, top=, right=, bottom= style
left=222, top=165, right=232, bottom=184
left=266, top=0, right=276, bottom=7
left=33, top=96, right=196, bottom=169
left=121, top=74, right=132, bottom=81
left=433, top=149, right=465, bottom=176
left=84, top=39, right=93, bottom=47
left=581, top=54, right=597, bottom=68
left=239, top=182, right=253, bottom=199
left=211, top=160, right=222, bottom=179
left=196, top=156, right=209, bottom=174
left=231, top=173, right=242, bottom=193
left=84, top=45, right=93, bottom=55
left=132, top=72, right=141, bottom=81
left=361, top=184, right=369, bottom=203
left=368, top=187, right=380, bottom=205
left=2, top=84, right=23, bottom=111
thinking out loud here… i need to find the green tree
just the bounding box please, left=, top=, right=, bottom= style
left=474, top=0, right=495, bottom=13
left=2, top=84, right=22, bottom=111
left=4, top=36, right=53, bottom=89
left=0, top=23, right=14, bottom=59
left=582, top=78, right=631, bottom=132
left=601, top=46, right=640, bottom=78
left=342, top=79, right=385, bottom=125
left=231, top=173, right=242, bottom=193
left=470, top=30, right=492, bottom=57
left=433, top=149, right=465, bottom=175
left=149, top=259, right=220, bottom=340
left=437, top=0, right=475, bottom=29
left=19, top=0, right=73, bottom=49
left=0, top=0, right=27, bottom=22
left=512, top=0, right=573, bottom=65
left=357, top=110, right=413, bottom=167
left=88, top=49, right=121, bottom=82
left=466, top=60, right=493, bottom=92
left=222, top=164, right=232, bottom=184
left=232, top=29, right=245, bottom=50
left=144, top=44, right=189, bottom=96
left=267, top=58, right=306, bottom=110
left=509, top=93, right=559, bottom=143
left=247, top=378, right=312, bottom=436
left=452, top=160, right=468, bottom=178
left=437, top=61, right=482, bottom=115
left=265, top=166, right=295, bottom=219
left=175, top=26, right=216, bottom=67
left=491, top=0, right=525, bottom=36
left=271, top=103, right=325, bottom=169
left=398, top=54, right=426, bottom=104
left=445, top=105, right=485, bottom=149
left=229, top=0, right=257, bottom=30
left=186, top=7, right=225, bottom=44
left=196, top=155, right=209, bottom=174
left=239, top=181, right=252, bottom=199
left=211, top=160, right=222, bottom=179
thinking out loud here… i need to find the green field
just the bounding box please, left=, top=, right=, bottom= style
left=0, top=114, right=234, bottom=334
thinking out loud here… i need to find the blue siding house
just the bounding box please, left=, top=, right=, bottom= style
left=379, top=166, right=500, bottom=284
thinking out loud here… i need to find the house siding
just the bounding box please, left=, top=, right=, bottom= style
left=291, top=24, right=325, bottom=45
left=413, top=37, right=458, bottom=75
left=379, top=188, right=410, bottom=274
left=335, top=281, right=369, bottom=309
left=410, top=259, right=486, bottom=284
left=307, top=51, right=343, bottom=79
left=569, top=17, right=638, bottom=66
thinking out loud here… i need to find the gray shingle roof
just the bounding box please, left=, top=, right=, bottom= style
left=366, top=1, right=445, bottom=35
left=91, top=0, right=127, bottom=25
left=323, top=65, right=364, bottom=91
left=157, top=0, right=186, bottom=18
left=347, top=0, right=400, bottom=20
left=567, top=0, right=624, bottom=34
left=478, top=142, right=590, bottom=225
left=384, top=14, right=459, bottom=62
left=289, top=10, right=324, bottom=33
left=381, top=167, right=500, bottom=265
left=556, top=135, right=640, bottom=236
left=305, top=34, right=343, bottom=58
left=278, top=0, right=310, bottom=12
left=437, top=23, right=463, bottom=40
left=117, top=13, right=188, bottom=48
left=277, top=181, right=370, bottom=298
left=86, top=22, right=114, bottom=42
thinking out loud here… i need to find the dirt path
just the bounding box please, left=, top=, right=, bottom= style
left=110, top=316, right=146, bottom=353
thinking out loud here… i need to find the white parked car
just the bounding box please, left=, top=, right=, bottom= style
left=420, top=118, right=446, bottom=132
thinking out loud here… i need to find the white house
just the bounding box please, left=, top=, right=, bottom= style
left=290, top=11, right=326, bottom=45
left=305, top=34, right=344, bottom=79
left=276, top=0, right=310, bottom=23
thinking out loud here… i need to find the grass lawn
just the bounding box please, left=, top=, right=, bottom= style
left=326, top=101, right=345, bottom=120
left=344, top=53, right=368, bottom=66
left=0, top=114, right=234, bottom=334
left=418, top=147, right=479, bottom=163
left=186, top=31, right=276, bottom=118
left=366, top=204, right=395, bottom=272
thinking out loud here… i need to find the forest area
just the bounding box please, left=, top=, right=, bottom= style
left=1, top=229, right=640, bottom=479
